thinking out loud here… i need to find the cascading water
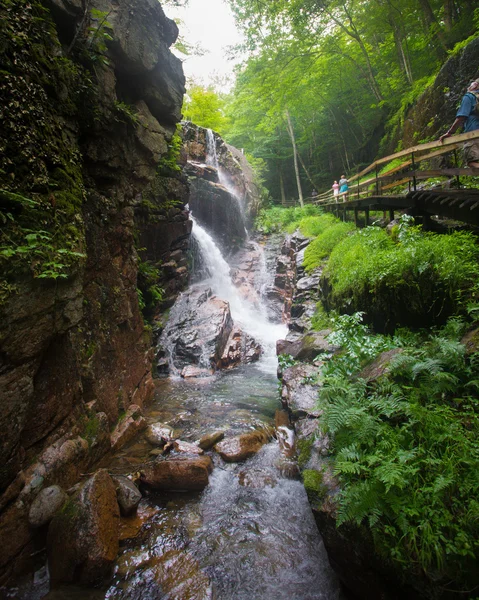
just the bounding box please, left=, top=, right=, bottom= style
left=191, top=214, right=287, bottom=372
left=205, top=128, right=219, bottom=170
left=205, top=128, right=248, bottom=236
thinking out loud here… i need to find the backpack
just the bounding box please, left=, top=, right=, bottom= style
left=467, top=91, right=479, bottom=116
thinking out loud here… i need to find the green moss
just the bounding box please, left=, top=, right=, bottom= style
left=302, top=469, right=326, bottom=505
left=297, top=438, right=314, bottom=469
left=83, top=414, right=101, bottom=447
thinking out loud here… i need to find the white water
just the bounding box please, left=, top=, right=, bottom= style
left=205, top=128, right=248, bottom=236
left=205, top=128, right=219, bottom=170
left=191, top=215, right=287, bottom=373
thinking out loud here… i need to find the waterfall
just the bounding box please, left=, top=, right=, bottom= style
left=204, top=128, right=248, bottom=235
left=205, top=128, right=219, bottom=170
left=191, top=216, right=287, bottom=372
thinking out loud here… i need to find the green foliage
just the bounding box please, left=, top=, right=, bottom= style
left=278, top=353, right=296, bottom=369
left=183, top=84, right=230, bottom=134
left=137, top=259, right=165, bottom=317
left=324, top=218, right=479, bottom=330
left=290, top=213, right=338, bottom=237
left=86, top=8, right=113, bottom=66
left=317, top=316, right=479, bottom=588
left=157, top=125, right=183, bottom=175
left=114, top=101, right=138, bottom=124
left=303, top=221, right=355, bottom=273
left=311, top=303, right=333, bottom=332
left=254, top=205, right=323, bottom=233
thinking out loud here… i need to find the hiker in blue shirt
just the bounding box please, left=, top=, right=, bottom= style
left=439, top=78, right=479, bottom=168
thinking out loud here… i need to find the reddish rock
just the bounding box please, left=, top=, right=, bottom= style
left=198, top=431, right=225, bottom=450
left=214, top=428, right=273, bottom=463
left=139, top=456, right=213, bottom=491
left=111, top=405, right=147, bottom=452
left=173, top=440, right=204, bottom=455
left=276, top=330, right=339, bottom=362
left=47, top=469, right=120, bottom=586
left=144, top=422, right=174, bottom=446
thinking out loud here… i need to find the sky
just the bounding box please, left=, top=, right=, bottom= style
left=164, top=0, right=244, bottom=91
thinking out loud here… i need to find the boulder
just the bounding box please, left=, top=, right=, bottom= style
left=214, top=428, right=273, bottom=463
left=276, top=330, right=339, bottom=362
left=111, top=405, right=147, bottom=452
left=198, top=431, right=224, bottom=451
left=281, top=364, right=323, bottom=418
left=47, top=469, right=120, bottom=585
left=139, top=456, right=213, bottom=491
left=158, top=286, right=233, bottom=373
left=144, top=422, right=174, bottom=446
left=112, top=476, right=142, bottom=517
left=28, top=485, right=67, bottom=528
left=173, top=440, right=204, bottom=455
left=181, top=366, right=214, bottom=378
left=218, top=327, right=262, bottom=369
left=359, top=349, right=403, bottom=382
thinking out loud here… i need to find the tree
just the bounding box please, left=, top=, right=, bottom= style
left=182, top=84, right=230, bottom=134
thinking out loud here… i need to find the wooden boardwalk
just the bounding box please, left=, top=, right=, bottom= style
left=303, top=130, right=479, bottom=227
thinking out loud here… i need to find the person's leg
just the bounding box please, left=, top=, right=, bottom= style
left=464, top=139, right=479, bottom=168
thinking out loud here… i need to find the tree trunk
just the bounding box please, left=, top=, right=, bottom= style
left=285, top=109, right=304, bottom=207
left=418, top=0, right=449, bottom=54
left=279, top=172, right=286, bottom=206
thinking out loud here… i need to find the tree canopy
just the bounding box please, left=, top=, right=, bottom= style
left=221, top=0, right=479, bottom=200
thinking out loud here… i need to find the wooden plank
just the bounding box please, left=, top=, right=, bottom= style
left=348, top=130, right=479, bottom=183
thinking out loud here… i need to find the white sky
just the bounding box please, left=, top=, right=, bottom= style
left=164, top=0, right=244, bottom=91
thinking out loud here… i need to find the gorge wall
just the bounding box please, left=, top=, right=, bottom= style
left=0, top=0, right=188, bottom=582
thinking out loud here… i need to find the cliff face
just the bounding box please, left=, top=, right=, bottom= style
left=0, top=0, right=187, bottom=581
left=388, top=38, right=479, bottom=152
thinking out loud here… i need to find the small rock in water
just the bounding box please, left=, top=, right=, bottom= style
left=173, top=440, right=204, bottom=455
left=181, top=366, right=214, bottom=378
left=139, top=456, right=213, bottom=491
left=198, top=430, right=225, bottom=450
left=144, top=422, right=175, bottom=446
left=112, top=476, right=142, bottom=517
left=111, top=405, right=147, bottom=452
left=29, top=485, right=67, bottom=528
left=238, top=469, right=277, bottom=488
left=214, top=427, right=274, bottom=463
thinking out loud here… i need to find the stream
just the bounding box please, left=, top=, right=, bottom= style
left=6, top=137, right=345, bottom=600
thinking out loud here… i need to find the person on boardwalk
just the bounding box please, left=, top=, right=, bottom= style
left=439, top=78, right=479, bottom=168
left=332, top=181, right=339, bottom=198
left=339, top=175, right=348, bottom=200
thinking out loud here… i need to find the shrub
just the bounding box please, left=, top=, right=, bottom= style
left=324, top=221, right=479, bottom=331
left=317, top=316, right=479, bottom=590
left=303, top=221, right=355, bottom=272
left=254, top=205, right=323, bottom=233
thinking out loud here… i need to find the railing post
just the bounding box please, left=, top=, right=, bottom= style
left=411, top=152, right=417, bottom=191
left=454, top=149, right=460, bottom=188
left=375, top=164, right=379, bottom=195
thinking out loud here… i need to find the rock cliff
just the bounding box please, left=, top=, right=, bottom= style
left=0, top=0, right=187, bottom=582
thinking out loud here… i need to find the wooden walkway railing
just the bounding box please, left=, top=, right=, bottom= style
left=311, top=129, right=479, bottom=206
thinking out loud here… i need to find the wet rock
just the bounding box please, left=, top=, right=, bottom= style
left=47, top=469, right=120, bottom=585
left=214, top=428, right=273, bottom=463
left=181, top=365, right=214, bottom=378
left=198, top=431, right=225, bottom=451
left=118, top=502, right=159, bottom=542
left=0, top=471, right=25, bottom=513
left=218, top=327, right=262, bottom=369
left=111, top=405, right=147, bottom=452
left=359, top=349, right=403, bottom=382
left=173, top=440, right=204, bottom=455
left=158, top=286, right=233, bottom=373
left=112, top=476, right=142, bottom=517
left=28, top=485, right=67, bottom=528
left=139, top=456, right=213, bottom=491
left=0, top=499, right=30, bottom=575
left=238, top=469, right=277, bottom=488
left=115, top=548, right=213, bottom=599
left=281, top=364, right=322, bottom=418
left=461, top=326, right=479, bottom=355
left=144, top=422, right=174, bottom=446
left=276, top=330, right=339, bottom=362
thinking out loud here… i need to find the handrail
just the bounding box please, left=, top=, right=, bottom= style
left=311, top=129, right=479, bottom=205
